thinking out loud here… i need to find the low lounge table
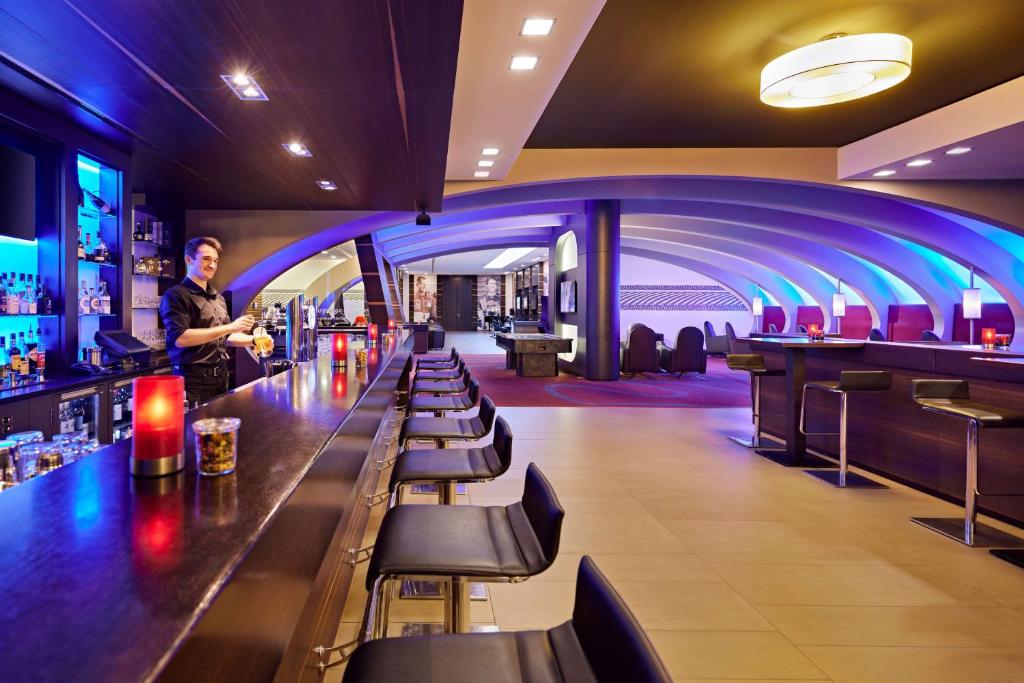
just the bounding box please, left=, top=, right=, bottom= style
left=495, top=333, right=572, bottom=377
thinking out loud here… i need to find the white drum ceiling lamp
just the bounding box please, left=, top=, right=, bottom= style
left=760, top=33, right=912, bottom=108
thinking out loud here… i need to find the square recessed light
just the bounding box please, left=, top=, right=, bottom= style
left=481, top=147, right=500, bottom=156
left=906, top=158, right=931, bottom=167
left=315, top=180, right=337, bottom=190
left=521, top=18, right=555, bottom=36
left=510, top=55, right=539, bottom=70
left=478, top=160, right=494, bottom=167
left=873, top=169, right=896, bottom=177
left=945, top=146, right=972, bottom=155
left=474, top=171, right=491, bottom=178
left=283, top=142, right=312, bottom=157
left=221, top=73, right=268, bottom=101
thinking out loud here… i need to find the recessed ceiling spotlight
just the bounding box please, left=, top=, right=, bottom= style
left=873, top=169, right=897, bottom=177
left=945, top=146, right=972, bottom=155
left=760, top=33, right=912, bottom=108
left=221, top=74, right=268, bottom=100
left=478, top=160, right=494, bottom=167
left=283, top=142, right=312, bottom=157
left=474, top=171, right=491, bottom=178
left=481, top=147, right=500, bottom=156
left=906, top=158, right=931, bottom=167
left=521, top=18, right=555, bottom=36
left=510, top=55, right=539, bottom=70
left=315, top=179, right=337, bottom=190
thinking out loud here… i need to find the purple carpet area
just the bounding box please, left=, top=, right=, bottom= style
left=438, top=355, right=751, bottom=408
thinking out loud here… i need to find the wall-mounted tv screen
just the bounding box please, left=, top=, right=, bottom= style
left=560, top=280, right=576, bottom=313
left=0, top=142, right=35, bottom=242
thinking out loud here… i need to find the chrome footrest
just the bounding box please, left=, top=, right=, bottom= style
left=346, top=545, right=374, bottom=566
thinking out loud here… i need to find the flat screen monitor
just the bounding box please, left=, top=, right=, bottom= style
left=0, top=142, right=35, bottom=241
left=560, top=280, right=576, bottom=313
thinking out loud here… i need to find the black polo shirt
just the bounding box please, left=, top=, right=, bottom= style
left=159, top=277, right=231, bottom=367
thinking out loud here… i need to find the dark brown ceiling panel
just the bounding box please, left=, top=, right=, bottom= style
left=527, top=0, right=1024, bottom=148
left=0, top=0, right=463, bottom=210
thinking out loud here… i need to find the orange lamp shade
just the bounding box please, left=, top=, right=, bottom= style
left=982, top=327, right=997, bottom=346
left=387, top=319, right=396, bottom=331
left=131, top=375, right=185, bottom=476
left=332, top=333, right=348, bottom=366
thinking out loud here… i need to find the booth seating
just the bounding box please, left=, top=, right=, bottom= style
left=798, top=325, right=808, bottom=334
left=726, top=354, right=785, bottom=449
left=921, top=330, right=941, bottom=342
left=417, top=347, right=458, bottom=368
left=910, top=380, right=1024, bottom=548
left=343, top=556, right=672, bottom=683
left=411, top=369, right=472, bottom=396
left=768, top=323, right=779, bottom=334
left=399, top=396, right=496, bottom=450
left=703, top=321, right=729, bottom=356
left=659, top=326, right=707, bottom=377
left=363, top=463, right=564, bottom=637
left=415, top=358, right=466, bottom=381
left=408, top=379, right=480, bottom=415
left=800, top=370, right=892, bottom=488
left=724, top=321, right=738, bottom=353
left=620, top=323, right=659, bottom=375
left=869, top=328, right=886, bottom=341
left=388, top=416, right=513, bottom=507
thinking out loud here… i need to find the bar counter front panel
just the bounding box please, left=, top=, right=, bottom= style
left=0, top=335, right=411, bottom=683
left=750, top=339, right=1024, bottom=525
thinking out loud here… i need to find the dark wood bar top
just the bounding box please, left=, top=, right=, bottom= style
left=0, top=335, right=410, bottom=683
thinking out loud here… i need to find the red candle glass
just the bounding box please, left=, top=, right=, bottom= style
left=368, top=323, right=379, bottom=346
left=981, top=327, right=997, bottom=348
left=807, top=324, right=823, bottom=342
left=332, top=333, right=348, bottom=367
left=387, top=319, right=395, bottom=332
left=131, top=375, right=185, bottom=477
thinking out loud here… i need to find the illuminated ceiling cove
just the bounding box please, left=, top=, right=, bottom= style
left=226, top=176, right=1023, bottom=339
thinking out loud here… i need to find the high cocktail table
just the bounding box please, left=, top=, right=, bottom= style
left=494, top=333, right=572, bottom=377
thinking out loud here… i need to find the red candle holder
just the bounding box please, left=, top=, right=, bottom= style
left=387, top=319, right=395, bottom=332
left=368, top=323, right=379, bottom=347
left=981, top=327, right=997, bottom=348
left=131, top=375, right=185, bottom=477
left=807, top=324, right=824, bottom=342
left=331, top=333, right=348, bottom=367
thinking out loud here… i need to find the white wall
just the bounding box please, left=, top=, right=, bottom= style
left=619, top=254, right=753, bottom=342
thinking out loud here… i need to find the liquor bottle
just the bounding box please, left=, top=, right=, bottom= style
left=98, top=281, right=111, bottom=315
left=93, top=237, right=107, bottom=263
left=26, top=275, right=36, bottom=315
left=33, top=328, right=45, bottom=379
left=82, top=187, right=112, bottom=215
left=17, top=275, right=27, bottom=314
left=144, top=219, right=153, bottom=242
left=37, top=278, right=53, bottom=315
left=0, top=336, right=8, bottom=385
left=134, top=221, right=143, bottom=241
left=79, top=279, right=91, bottom=315
left=9, top=333, right=21, bottom=377
left=18, top=332, right=28, bottom=377
left=84, top=234, right=93, bottom=261
left=78, top=227, right=86, bottom=260
left=25, top=328, right=35, bottom=374
left=0, top=273, right=7, bottom=315
left=89, top=287, right=101, bottom=314
left=7, top=274, right=20, bottom=315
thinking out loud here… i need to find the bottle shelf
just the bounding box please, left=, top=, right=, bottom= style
left=0, top=313, right=59, bottom=318
left=78, top=313, right=118, bottom=318
left=132, top=240, right=173, bottom=249
left=78, top=206, right=116, bottom=220
left=78, top=259, right=118, bottom=268
left=132, top=273, right=176, bottom=281
left=131, top=307, right=159, bottom=311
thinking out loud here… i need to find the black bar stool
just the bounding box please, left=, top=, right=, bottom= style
left=415, top=358, right=466, bottom=381
left=417, top=347, right=458, bottom=367
left=399, top=395, right=496, bottom=451
left=408, top=379, right=480, bottom=416
left=411, top=368, right=472, bottom=396
left=388, top=416, right=512, bottom=507
left=338, top=557, right=672, bottom=682
left=363, top=463, right=563, bottom=637
left=726, top=354, right=785, bottom=449
left=911, top=379, right=1024, bottom=547
left=800, top=370, right=891, bottom=488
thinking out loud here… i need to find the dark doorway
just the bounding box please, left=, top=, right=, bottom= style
left=440, top=276, right=473, bottom=330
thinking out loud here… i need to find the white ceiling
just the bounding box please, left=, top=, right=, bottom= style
left=263, top=241, right=355, bottom=289
left=445, top=0, right=606, bottom=181
left=402, top=247, right=548, bottom=274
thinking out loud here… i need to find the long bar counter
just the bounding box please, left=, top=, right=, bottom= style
left=0, top=335, right=411, bottom=682
left=747, top=338, right=1024, bottom=525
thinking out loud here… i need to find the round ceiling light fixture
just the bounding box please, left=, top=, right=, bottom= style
left=760, top=33, right=912, bottom=108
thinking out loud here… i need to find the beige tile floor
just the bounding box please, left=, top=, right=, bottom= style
left=326, top=406, right=1024, bottom=682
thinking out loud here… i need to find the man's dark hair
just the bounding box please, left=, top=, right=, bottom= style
left=184, top=236, right=223, bottom=260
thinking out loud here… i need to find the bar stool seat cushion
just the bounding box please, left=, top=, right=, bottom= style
left=408, top=393, right=473, bottom=412
left=726, top=353, right=785, bottom=376
left=915, top=399, right=1024, bottom=428
left=807, top=370, right=892, bottom=393
left=402, top=416, right=486, bottom=441
left=390, top=446, right=503, bottom=487
left=342, top=628, right=591, bottom=683
left=412, top=378, right=467, bottom=394
left=415, top=367, right=463, bottom=380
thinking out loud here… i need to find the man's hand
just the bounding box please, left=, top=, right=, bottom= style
left=229, top=315, right=256, bottom=334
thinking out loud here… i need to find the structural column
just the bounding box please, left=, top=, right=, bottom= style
left=584, top=200, right=620, bottom=380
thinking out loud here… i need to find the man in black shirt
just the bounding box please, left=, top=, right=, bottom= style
left=160, top=237, right=255, bottom=404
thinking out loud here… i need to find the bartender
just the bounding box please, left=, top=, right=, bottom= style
left=160, top=236, right=255, bottom=404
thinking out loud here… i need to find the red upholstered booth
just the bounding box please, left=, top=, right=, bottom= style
left=760, top=305, right=786, bottom=333
left=951, top=302, right=1014, bottom=344
left=795, top=305, right=824, bottom=332
left=886, top=304, right=935, bottom=341
left=838, top=305, right=872, bottom=339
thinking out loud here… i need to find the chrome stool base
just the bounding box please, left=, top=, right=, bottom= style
left=408, top=483, right=468, bottom=496
left=911, top=517, right=1024, bottom=548
left=991, top=549, right=1024, bottom=570
left=806, top=469, right=887, bottom=489
left=756, top=448, right=836, bottom=469
left=401, top=623, right=498, bottom=637
left=400, top=579, right=487, bottom=600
